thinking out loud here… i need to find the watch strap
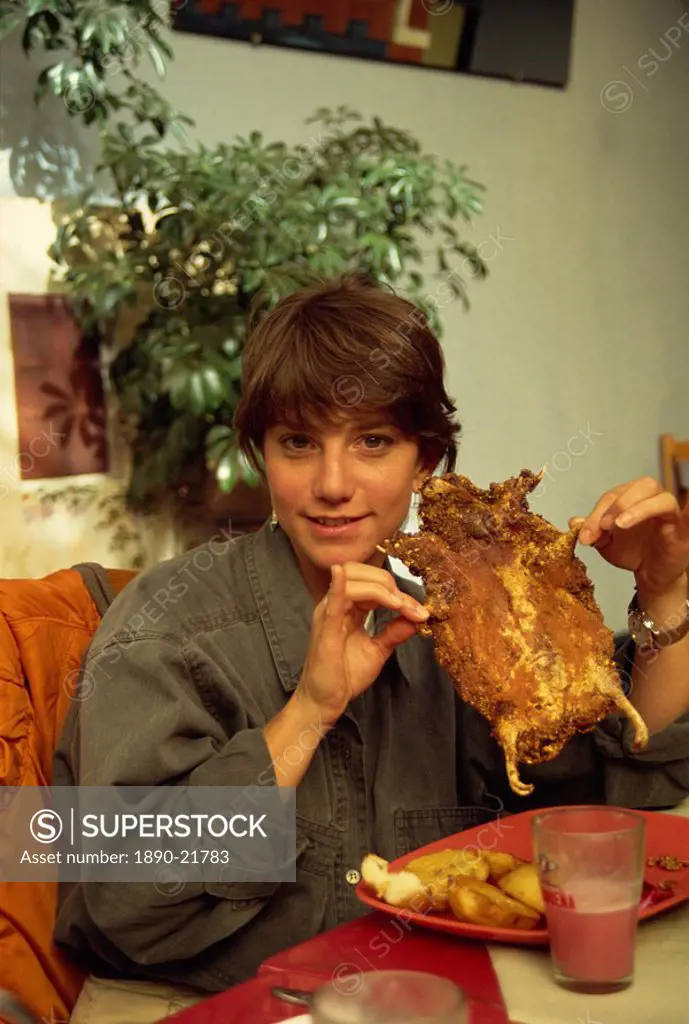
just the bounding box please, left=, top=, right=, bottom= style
left=627, top=589, right=689, bottom=651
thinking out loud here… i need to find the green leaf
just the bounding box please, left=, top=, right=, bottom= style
left=145, top=38, right=167, bottom=78
left=237, top=450, right=261, bottom=487
left=78, top=18, right=97, bottom=47
left=149, top=32, right=173, bottom=60
left=242, top=267, right=265, bottom=293
left=222, top=336, right=241, bottom=358
left=105, top=11, right=127, bottom=49
left=386, top=242, right=401, bottom=275
left=201, top=365, right=224, bottom=404
left=225, top=355, right=243, bottom=380
left=27, top=0, right=57, bottom=17
left=22, top=14, right=44, bottom=52
left=215, top=450, right=238, bottom=492
left=205, top=424, right=234, bottom=465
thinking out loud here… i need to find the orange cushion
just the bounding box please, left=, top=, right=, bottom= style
left=0, top=569, right=105, bottom=1021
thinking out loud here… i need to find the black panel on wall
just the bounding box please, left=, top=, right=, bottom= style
left=462, top=0, right=575, bottom=88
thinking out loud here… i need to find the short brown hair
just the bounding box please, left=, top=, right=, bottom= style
left=234, top=273, right=461, bottom=474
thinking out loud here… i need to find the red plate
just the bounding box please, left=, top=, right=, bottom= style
left=355, top=807, right=689, bottom=948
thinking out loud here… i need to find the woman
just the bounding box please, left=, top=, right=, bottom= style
left=56, top=274, right=689, bottom=1023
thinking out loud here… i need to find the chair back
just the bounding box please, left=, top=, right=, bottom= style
left=660, top=434, right=689, bottom=508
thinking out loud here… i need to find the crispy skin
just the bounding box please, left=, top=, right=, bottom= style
left=383, top=470, right=649, bottom=796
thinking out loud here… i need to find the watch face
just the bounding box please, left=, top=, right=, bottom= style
left=629, top=613, right=650, bottom=648
left=629, top=595, right=689, bottom=651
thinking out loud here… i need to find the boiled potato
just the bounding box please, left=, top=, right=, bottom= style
left=403, top=849, right=489, bottom=911
left=360, top=853, right=437, bottom=912
left=406, top=848, right=489, bottom=886
left=498, top=862, right=545, bottom=914
left=449, top=877, right=542, bottom=930
left=361, top=853, right=389, bottom=899
left=482, top=851, right=524, bottom=882
left=384, top=870, right=437, bottom=912
left=448, top=877, right=542, bottom=931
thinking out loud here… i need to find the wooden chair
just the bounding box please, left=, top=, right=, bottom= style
left=660, top=434, right=689, bottom=509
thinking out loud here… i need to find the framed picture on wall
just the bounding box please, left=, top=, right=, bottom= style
left=8, top=294, right=108, bottom=480
left=172, top=0, right=575, bottom=89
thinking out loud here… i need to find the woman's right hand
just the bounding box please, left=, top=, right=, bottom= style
left=294, top=563, right=429, bottom=729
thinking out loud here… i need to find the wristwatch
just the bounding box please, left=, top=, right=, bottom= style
left=627, top=589, right=689, bottom=652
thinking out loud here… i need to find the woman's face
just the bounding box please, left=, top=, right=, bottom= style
left=263, top=416, right=429, bottom=593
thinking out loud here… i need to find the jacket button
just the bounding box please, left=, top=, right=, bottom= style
left=346, top=869, right=360, bottom=885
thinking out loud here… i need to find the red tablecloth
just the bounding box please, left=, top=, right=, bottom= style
left=170, top=911, right=509, bottom=1023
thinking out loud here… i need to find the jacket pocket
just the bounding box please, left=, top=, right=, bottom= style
left=394, top=805, right=497, bottom=858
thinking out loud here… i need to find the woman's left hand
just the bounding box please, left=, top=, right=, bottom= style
left=570, top=476, right=689, bottom=597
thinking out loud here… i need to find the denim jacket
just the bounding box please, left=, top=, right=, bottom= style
left=53, top=522, right=689, bottom=992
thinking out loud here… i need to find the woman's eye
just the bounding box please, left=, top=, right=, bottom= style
left=361, top=435, right=393, bottom=451
left=283, top=435, right=311, bottom=450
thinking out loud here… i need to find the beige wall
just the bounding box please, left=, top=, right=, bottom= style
left=1, top=0, right=688, bottom=627
left=0, top=199, right=179, bottom=575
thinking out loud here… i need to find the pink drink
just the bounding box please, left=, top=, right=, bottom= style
left=533, top=807, right=646, bottom=993
left=545, top=882, right=639, bottom=984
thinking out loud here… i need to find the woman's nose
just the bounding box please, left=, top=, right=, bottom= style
left=312, top=455, right=354, bottom=504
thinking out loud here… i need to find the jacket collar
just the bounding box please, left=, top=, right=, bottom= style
left=246, top=522, right=314, bottom=693
left=245, top=521, right=422, bottom=694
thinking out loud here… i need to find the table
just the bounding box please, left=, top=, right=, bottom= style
left=171, top=799, right=689, bottom=1024
left=170, top=913, right=510, bottom=1023
left=670, top=795, right=689, bottom=819
left=488, top=798, right=689, bottom=1024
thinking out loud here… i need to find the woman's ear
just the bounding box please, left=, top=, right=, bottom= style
left=413, top=446, right=439, bottom=492
left=412, top=465, right=433, bottom=493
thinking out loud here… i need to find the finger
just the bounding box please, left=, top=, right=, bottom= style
left=345, top=580, right=403, bottom=610
left=577, top=521, right=614, bottom=550
left=320, top=564, right=348, bottom=626
left=343, top=562, right=428, bottom=612
left=568, top=514, right=613, bottom=550
left=612, top=491, right=680, bottom=530
left=370, top=616, right=419, bottom=658
left=578, top=478, right=660, bottom=545
left=341, top=562, right=401, bottom=595
left=597, top=477, right=666, bottom=530
left=576, top=487, right=626, bottom=545
left=345, top=580, right=428, bottom=620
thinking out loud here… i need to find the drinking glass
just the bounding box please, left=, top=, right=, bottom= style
left=532, top=805, right=646, bottom=994
left=311, top=970, right=468, bottom=1023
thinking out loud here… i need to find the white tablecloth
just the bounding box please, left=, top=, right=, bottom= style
left=489, top=798, right=689, bottom=1024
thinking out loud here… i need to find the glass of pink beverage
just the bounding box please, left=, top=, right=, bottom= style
left=532, top=806, right=646, bottom=994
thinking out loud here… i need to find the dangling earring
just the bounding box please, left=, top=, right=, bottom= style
left=270, top=509, right=278, bottom=531
left=408, top=491, right=421, bottom=528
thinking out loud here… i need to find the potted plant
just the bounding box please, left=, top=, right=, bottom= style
left=2, top=1, right=488, bottom=531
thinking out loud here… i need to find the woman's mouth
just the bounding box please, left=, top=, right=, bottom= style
left=305, top=515, right=369, bottom=537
